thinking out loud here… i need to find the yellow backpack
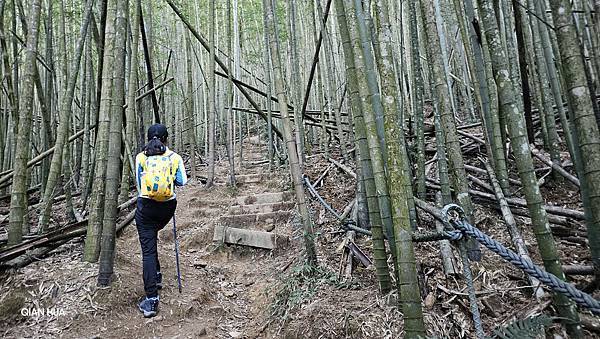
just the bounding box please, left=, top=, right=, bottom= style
left=140, top=151, right=179, bottom=201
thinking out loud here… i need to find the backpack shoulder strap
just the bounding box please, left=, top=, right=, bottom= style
left=136, top=152, right=147, bottom=169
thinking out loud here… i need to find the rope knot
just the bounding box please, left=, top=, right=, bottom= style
left=442, top=203, right=465, bottom=225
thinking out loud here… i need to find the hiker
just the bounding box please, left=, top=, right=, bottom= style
left=135, top=124, right=187, bottom=318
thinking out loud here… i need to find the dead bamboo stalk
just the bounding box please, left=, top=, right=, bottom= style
left=530, top=146, right=580, bottom=186
left=328, top=158, right=357, bottom=179
left=435, top=192, right=458, bottom=276
left=340, top=199, right=356, bottom=221
left=425, top=180, right=585, bottom=220
left=482, top=158, right=544, bottom=299
left=344, top=231, right=355, bottom=279
left=465, top=164, right=521, bottom=186
left=314, top=163, right=334, bottom=187
left=468, top=174, right=494, bottom=193
left=562, top=265, right=595, bottom=275
left=457, top=130, right=486, bottom=145
left=0, top=125, right=95, bottom=185
left=0, top=200, right=136, bottom=263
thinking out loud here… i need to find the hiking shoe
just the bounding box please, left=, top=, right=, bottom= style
left=138, top=296, right=159, bottom=318
left=157, top=272, right=163, bottom=290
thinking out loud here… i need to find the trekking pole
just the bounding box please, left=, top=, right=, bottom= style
left=172, top=216, right=182, bottom=293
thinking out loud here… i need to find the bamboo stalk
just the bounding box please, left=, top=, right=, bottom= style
left=482, top=158, right=545, bottom=299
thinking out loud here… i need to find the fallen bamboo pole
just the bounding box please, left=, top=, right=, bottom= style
left=328, top=158, right=357, bottom=179
left=465, top=164, right=521, bottom=186
left=314, top=163, right=334, bottom=187
left=0, top=125, right=96, bottom=186
left=482, top=158, right=544, bottom=299
left=531, top=146, right=580, bottom=186
left=562, top=265, right=595, bottom=275
left=425, top=180, right=585, bottom=220
left=0, top=196, right=136, bottom=261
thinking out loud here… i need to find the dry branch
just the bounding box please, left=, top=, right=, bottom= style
left=328, top=158, right=356, bottom=179
left=482, top=158, right=544, bottom=298
left=0, top=126, right=95, bottom=186
left=425, top=180, right=585, bottom=220
left=531, top=146, right=580, bottom=186
left=0, top=197, right=137, bottom=263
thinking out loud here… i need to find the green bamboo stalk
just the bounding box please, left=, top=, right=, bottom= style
left=205, top=0, right=216, bottom=188
left=421, top=0, right=480, bottom=261
left=373, top=0, right=426, bottom=334
left=83, top=0, right=116, bottom=263
left=97, top=0, right=128, bottom=286
left=264, top=0, right=317, bottom=266
left=407, top=0, right=426, bottom=200
left=7, top=0, right=42, bottom=245
left=334, top=0, right=391, bottom=293
left=549, top=0, right=600, bottom=288
left=347, top=0, right=396, bottom=256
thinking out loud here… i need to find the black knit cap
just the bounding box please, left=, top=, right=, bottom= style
left=147, top=124, right=168, bottom=141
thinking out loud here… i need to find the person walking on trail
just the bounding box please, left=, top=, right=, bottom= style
left=135, top=124, right=187, bottom=318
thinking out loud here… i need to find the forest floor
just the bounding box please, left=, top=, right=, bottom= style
left=1, top=136, right=600, bottom=338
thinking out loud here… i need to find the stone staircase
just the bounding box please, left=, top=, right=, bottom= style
left=211, top=143, right=295, bottom=250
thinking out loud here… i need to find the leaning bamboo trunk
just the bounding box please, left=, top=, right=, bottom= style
left=482, top=158, right=544, bottom=298
left=290, top=0, right=306, bottom=166
left=263, top=0, right=317, bottom=265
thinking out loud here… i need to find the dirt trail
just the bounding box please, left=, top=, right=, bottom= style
left=0, top=142, right=298, bottom=338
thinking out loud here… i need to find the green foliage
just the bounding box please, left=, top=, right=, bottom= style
left=269, top=263, right=338, bottom=323
left=0, top=289, right=26, bottom=320
left=487, top=315, right=554, bottom=339
left=225, top=183, right=239, bottom=196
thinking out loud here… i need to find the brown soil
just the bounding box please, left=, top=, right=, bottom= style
left=0, top=142, right=599, bottom=338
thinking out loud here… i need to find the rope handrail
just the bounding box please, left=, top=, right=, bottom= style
left=442, top=204, right=600, bottom=315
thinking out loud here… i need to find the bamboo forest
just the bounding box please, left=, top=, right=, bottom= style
left=1, top=0, right=600, bottom=337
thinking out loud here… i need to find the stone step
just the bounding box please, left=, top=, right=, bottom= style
left=214, top=173, right=263, bottom=185
left=213, top=225, right=288, bottom=250
left=195, top=207, right=222, bottom=217
left=228, top=202, right=295, bottom=215
left=219, top=211, right=292, bottom=230
left=186, top=197, right=229, bottom=209
left=235, top=173, right=263, bottom=184
left=235, top=191, right=294, bottom=205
